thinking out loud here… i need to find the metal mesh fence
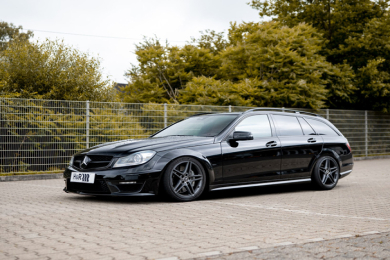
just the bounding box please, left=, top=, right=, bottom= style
left=1, top=97, right=389, bottom=174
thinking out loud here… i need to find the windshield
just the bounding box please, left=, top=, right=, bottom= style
left=153, top=114, right=238, bottom=138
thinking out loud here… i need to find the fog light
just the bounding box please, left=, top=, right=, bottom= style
left=119, top=181, right=137, bottom=184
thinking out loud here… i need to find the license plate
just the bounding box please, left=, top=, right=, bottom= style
left=70, top=172, right=95, bottom=184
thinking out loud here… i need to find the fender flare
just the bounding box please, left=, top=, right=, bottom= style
left=154, top=148, right=215, bottom=185
left=310, top=148, right=343, bottom=177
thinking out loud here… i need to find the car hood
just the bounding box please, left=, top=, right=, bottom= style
left=78, top=136, right=215, bottom=156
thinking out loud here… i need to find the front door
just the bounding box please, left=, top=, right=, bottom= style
left=221, top=114, right=282, bottom=184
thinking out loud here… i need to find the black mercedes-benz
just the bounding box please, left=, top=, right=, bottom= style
left=64, top=108, right=353, bottom=202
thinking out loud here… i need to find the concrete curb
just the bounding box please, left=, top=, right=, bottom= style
left=0, top=173, right=63, bottom=182
left=354, top=155, right=390, bottom=161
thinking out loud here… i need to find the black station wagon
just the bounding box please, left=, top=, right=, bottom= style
left=64, top=108, right=353, bottom=202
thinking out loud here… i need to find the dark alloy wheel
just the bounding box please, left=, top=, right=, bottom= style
left=312, top=156, right=340, bottom=190
left=162, top=157, right=206, bottom=202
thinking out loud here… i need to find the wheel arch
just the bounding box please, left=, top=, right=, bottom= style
left=153, top=149, right=215, bottom=192
left=310, top=148, right=342, bottom=178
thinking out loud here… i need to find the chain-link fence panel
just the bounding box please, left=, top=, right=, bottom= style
left=1, top=98, right=388, bottom=174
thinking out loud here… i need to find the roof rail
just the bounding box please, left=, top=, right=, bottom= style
left=189, top=112, right=214, bottom=117
left=244, top=108, right=322, bottom=117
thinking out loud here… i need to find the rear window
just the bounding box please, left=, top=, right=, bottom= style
left=305, top=118, right=339, bottom=136
left=272, top=115, right=303, bottom=136
left=298, top=118, right=316, bottom=135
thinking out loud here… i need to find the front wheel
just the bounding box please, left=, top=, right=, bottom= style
left=312, top=156, right=340, bottom=190
left=162, top=157, right=206, bottom=202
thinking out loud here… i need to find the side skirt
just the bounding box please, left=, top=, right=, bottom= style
left=211, top=178, right=312, bottom=191
left=340, top=170, right=352, bottom=179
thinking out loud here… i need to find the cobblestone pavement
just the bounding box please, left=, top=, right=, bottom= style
left=1, top=159, right=390, bottom=260
left=194, top=232, right=390, bottom=259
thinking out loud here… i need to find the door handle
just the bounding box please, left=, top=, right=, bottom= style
left=307, top=138, right=316, bottom=143
left=266, top=141, right=278, bottom=147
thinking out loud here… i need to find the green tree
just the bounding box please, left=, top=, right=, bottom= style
left=178, top=76, right=249, bottom=106
left=339, top=15, right=390, bottom=111
left=122, top=22, right=355, bottom=110
left=249, top=0, right=390, bottom=111
left=178, top=23, right=352, bottom=110
left=356, top=58, right=390, bottom=112
left=120, top=22, right=353, bottom=108
left=248, top=0, right=388, bottom=51
left=219, top=22, right=354, bottom=109
left=120, top=78, right=169, bottom=104
left=0, top=39, right=114, bottom=101
left=190, top=30, right=228, bottom=55
left=120, top=35, right=223, bottom=103
left=0, top=21, right=33, bottom=51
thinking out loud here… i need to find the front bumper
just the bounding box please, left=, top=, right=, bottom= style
left=63, top=167, right=162, bottom=196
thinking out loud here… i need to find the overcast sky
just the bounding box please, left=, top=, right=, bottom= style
left=1, top=0, right=262, bottom=83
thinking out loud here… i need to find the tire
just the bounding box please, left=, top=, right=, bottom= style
left=312, top=156, right=340, bottom=190
left=162, top=157, right=206, bottom=202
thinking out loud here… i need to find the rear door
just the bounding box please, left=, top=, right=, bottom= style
left=271, top=114, right=323, bottom=180
left=221, top=114, right=282, bottom=184
left=305, top=118, right=349, bottom=157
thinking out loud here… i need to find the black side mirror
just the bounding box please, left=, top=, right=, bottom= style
left=231, top=131, right=253, bottom=141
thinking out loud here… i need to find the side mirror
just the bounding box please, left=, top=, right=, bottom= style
left=231, top=131, right=253, bottom=141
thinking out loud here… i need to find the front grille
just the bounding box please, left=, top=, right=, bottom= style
left=73, top=155, right=113, bottom=169
left=88, top=155, right=113, bottom=161
left=67, top=179, right=110, bottom=194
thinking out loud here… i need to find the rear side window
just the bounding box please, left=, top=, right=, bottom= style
left=305, top=118, right=339, bottom=136
left=272, top=115, right=303, bottom=136
left=298, top=118, right=316, bottom=135
left=235, top=115, right=272, bottom=139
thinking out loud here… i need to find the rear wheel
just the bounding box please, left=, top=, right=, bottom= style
left=162, top=157, right=206, bottom=202
left=312, top=156, right=340, bottom=190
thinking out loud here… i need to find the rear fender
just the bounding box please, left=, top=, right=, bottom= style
left=310, top=148, right=343, bottom=177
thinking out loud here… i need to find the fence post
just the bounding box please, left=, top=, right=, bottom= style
left=365, top=110, right=368, bottom=157
left=326, top=109, right=329, bottom=120
left=164, top=103, right=167, bottom=128
left=282, top=107, right=285, bottom=112
left=229, top=105, right=232, bottom=113
left=86, top=101, right=90, bottom=149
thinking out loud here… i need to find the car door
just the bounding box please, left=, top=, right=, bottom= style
left=221, top=114, right=282, bottom=184
left=271, top=114, right=323, bottom=180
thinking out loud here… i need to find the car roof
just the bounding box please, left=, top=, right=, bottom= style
left=194, top=111, right=322, bottom=118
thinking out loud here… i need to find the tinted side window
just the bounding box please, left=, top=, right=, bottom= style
left=305, top=118, right=339, bottom=136
left=272, top=115, right=303, bottom=136
left=298, top=118, right=316, bottom=135
left=235, top=115, right=272, bottom=139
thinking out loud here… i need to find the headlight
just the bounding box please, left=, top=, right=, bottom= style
left=69, top=156, right=74, bottom=166
left=113, top=150, right=156, bottom=168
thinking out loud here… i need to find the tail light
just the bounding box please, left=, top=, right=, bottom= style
left=346, top=143, right=352, bottom=152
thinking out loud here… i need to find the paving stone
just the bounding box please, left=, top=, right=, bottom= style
left=192, top=232, right=390, bottom=260
left=1, top=159, right=390, bottom=259
left=11, top=253, right=42, bottom=260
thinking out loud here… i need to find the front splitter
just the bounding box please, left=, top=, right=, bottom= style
left=64, top=188, right=155, bottom=197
